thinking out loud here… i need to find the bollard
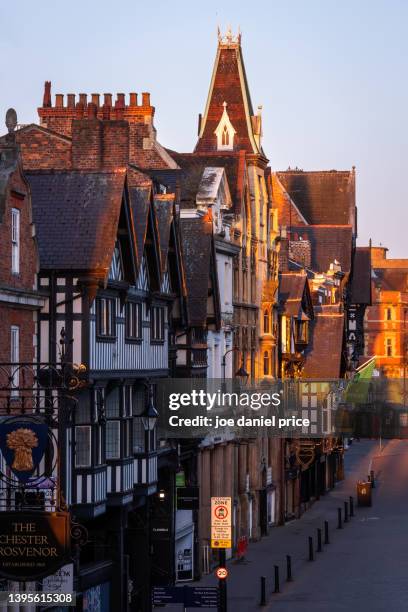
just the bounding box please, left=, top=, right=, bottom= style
left=260, top=576, right=267, bottom=606
left=308, top=536, right=314, bottom=561
left=349, top=495, right=354, bottom=517
left=344, top=501, right=349, bottom=523
left=337, top=507, right=342, bottom=529
left=274, top=565, right=280, bottom=593
left=286, top=555, right=293, bottom=582
left=324, top=520, right=329, bottom=544
left=370, top=470, right=375, bottom=488
left=317, top=528, right=322, bottom=552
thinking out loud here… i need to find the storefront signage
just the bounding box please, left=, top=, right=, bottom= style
left=177, top=486, right=199, bottom=510
left=0, top=419, right=49, bottom=483
left=43, top=563, right=74, bottom=594
left=210, top=497, right=232, bottom=548
left=152, top=586, right=218, bottom=608
left=0, top=511, right=70, bottom=581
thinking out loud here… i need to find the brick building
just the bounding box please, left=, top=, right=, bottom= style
left=0, top=110, right=43, bottom=383
left=364, top=246, right=408, bottom=380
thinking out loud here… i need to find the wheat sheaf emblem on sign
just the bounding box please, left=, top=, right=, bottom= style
left=6, top=428, right=39, bottom=471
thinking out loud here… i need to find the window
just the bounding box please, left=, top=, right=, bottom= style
left=106, top=421, right=120, bottom=459
left=11, top=208, right=20, bottom=274
left=386, top=338, right=393, bottom=357
left=133, top=418, right=145, bottom=454
left=222, top=125, right=229, bottom=146
left=295, top=320, right=308, bottom=344
left=75, top=426, right=92, bottom=467
left=125, top=302, right=142, bottom=340
left=263, top=310, right=270, bottom=334
left=96, top=297, right=115, bottom=338
left=10, top=326, right=19, bottom=397
left=263, top=351, right=270, bottom=376
left=151, top=306, right=165, bottom=342
left=386, top=308, right=393, bottom=321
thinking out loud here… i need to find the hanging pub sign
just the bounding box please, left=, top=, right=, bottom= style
left=0, top=418, right=48, bottom=483
left=0, top=511, right=70, bottom=581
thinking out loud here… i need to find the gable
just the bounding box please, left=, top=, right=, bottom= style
left=15, top=124, right=72, bottom=170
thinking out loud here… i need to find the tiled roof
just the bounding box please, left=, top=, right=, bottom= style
left=195, top=43, right=261, bottom=155
left=26, top=170, right=125, bottom=273
left=372, top=268, right=408, bottom=293
left=179, top=215, right=215, bottom=327
left=290, top=225, right=353, bottom=274
left=279, top=273, right=311, bottom=318
left=302, top=307, right=345, bottom=378
left=350, top=247, right=372, bottom=304
left=153, top=195, right=174, bottom=276
left=171, top=152, right=244, bottom=212
left=129, top=185, right=151, bottom=264
left=277, top=170, right=355, bottom=227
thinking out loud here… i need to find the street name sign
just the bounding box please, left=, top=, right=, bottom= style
left=211, top=496, right=232, bottom=548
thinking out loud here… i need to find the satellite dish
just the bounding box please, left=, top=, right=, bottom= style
left=5, top=108, right=17, bottom=133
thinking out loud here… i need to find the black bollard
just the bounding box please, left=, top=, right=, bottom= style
left=309, top=536, right=314, bottom=561
left=370, top=470, right=375, bottom=488
left=317, top=528, right=322, bottom=552
left=274, top=565, right=280, bottom=593
left=286, top=555, right=293, bottom=582
left=349, top=496, right=354, bottom=517
left=260, top=576, right=266, bottom=606
left=344, top=501, right=349, bottom=523
left=324, top=520, right=329, bottom=544
left=337, top=507, right=342, bottom=529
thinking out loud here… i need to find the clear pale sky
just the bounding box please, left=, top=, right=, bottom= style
left=1, top=0, right=407, bottom=257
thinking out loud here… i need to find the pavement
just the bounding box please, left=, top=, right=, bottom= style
left=157, top=439, right=408, bottom=612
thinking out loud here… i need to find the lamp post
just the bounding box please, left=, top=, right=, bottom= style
left=140, top=384, right=158, bottom=612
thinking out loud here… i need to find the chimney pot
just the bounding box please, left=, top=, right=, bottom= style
left=43, top=81, right=52, bottom=107
left=129, top=92, right=138, bottom=107
left=91, top=94, right=100, bottom=107
left=79, top=93, right=87, bottom=106
left=67, top=94, right=75, bottom=108
left=104, top=93, right=112, bottom=106
left=142, top=92, right=150, bottom=106
left=115, top=93, right=125, bottom=108
left=55, top=94, right=64, bottom=108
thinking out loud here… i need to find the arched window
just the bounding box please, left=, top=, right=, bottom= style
left=263, top=351, right=270, bottom=376
left=222, top=125, right=229, bottom=146
left=263, top=309, right=270, bottom=334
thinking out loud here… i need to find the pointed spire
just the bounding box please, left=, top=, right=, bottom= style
left=195, top=31, right=262, bottom=155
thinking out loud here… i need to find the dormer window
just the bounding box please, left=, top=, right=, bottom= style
left=214, top=102, right=236, bottom=151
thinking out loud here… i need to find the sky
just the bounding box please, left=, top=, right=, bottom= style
left=1, top=0, right=407, bottom=257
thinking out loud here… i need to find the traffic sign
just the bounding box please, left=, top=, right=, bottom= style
left=215, top=566, right=229, bottom=580
left=211, top=497, right=232, bottom=548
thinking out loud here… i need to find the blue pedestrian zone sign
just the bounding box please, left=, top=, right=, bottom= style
left=152, top=586, right=219, bottom=608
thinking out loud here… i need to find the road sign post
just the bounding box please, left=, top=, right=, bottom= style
left=210, top=497, right=231, bottom=612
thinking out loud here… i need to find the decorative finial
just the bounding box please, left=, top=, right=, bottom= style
left=217, top=25, right=221, bottom=42
left=223, top=101, right=227, bottom=110
left=218, top=27, right=241, bottom=45
left=5, top=108, right=17, bottom=134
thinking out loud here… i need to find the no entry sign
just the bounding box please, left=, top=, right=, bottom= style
left=211, top=497, right=232, bottom=548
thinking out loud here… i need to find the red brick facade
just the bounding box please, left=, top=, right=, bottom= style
left=0, top=127, right=42, bottom=370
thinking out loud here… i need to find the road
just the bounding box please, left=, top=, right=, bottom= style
left=266, top=439, right=408, bottom=611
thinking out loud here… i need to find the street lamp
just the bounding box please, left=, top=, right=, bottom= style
left=141, top=386, right=158, bottom=431
left=222, top=347, right=249, bottom=384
